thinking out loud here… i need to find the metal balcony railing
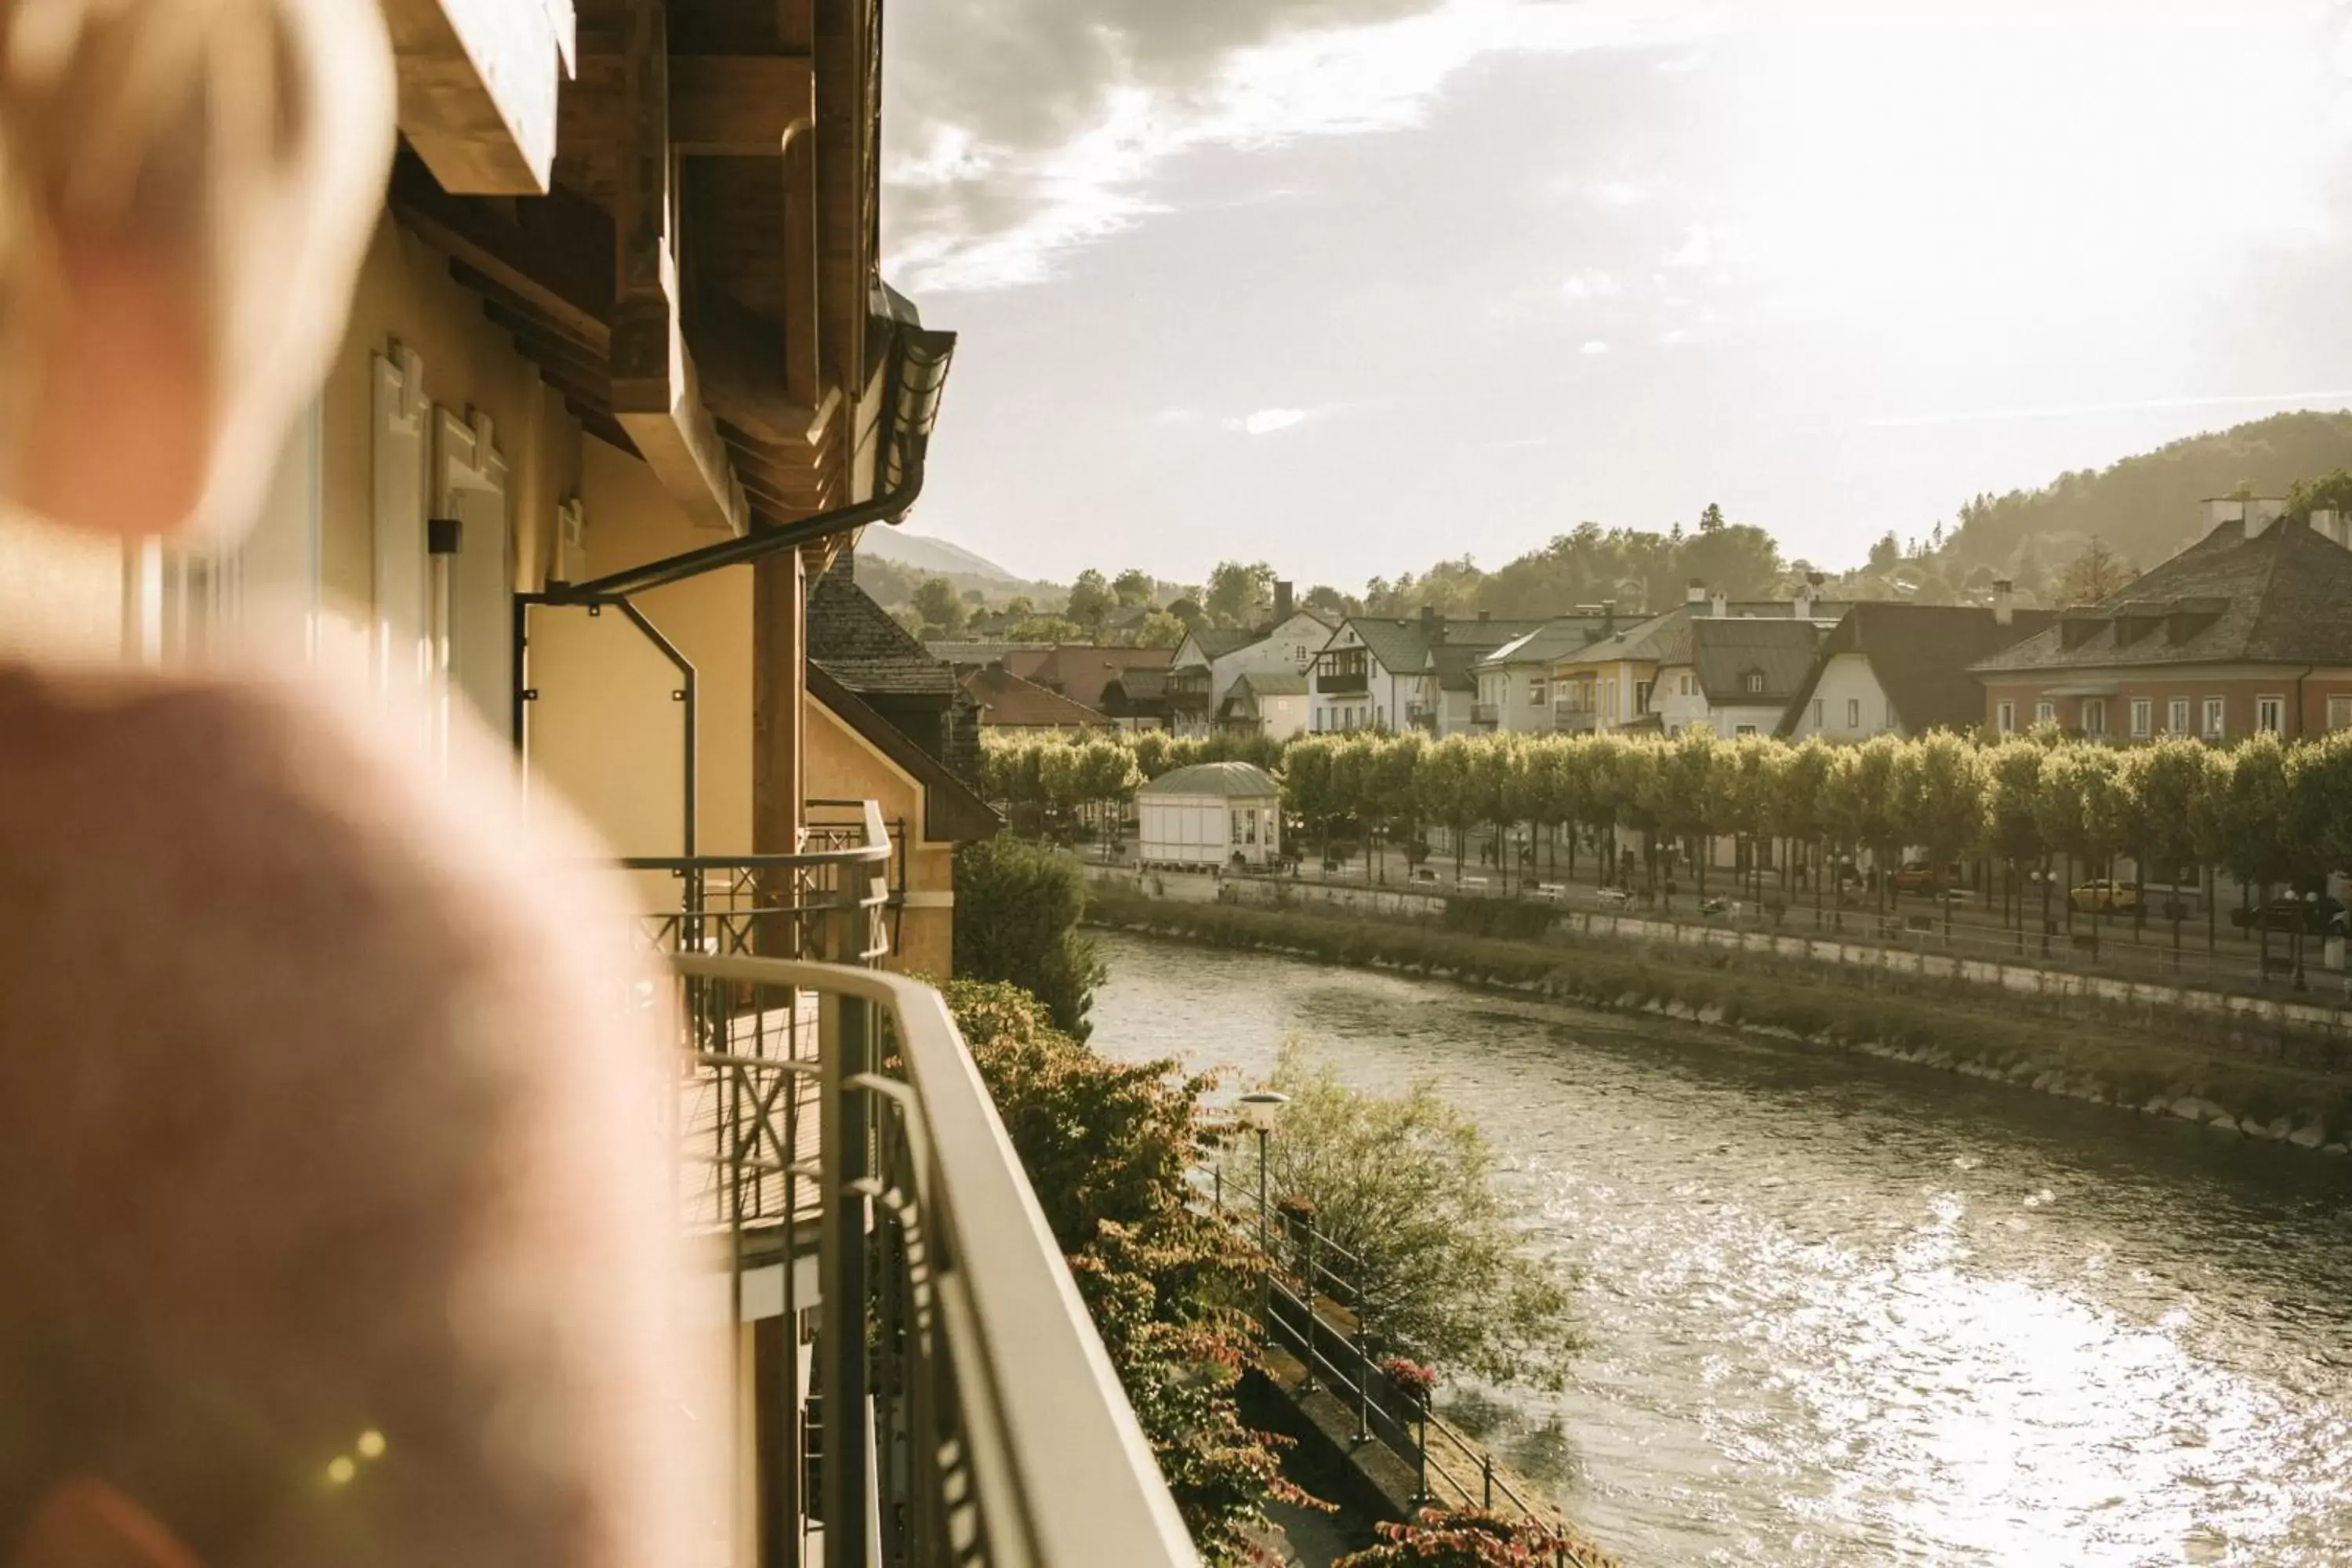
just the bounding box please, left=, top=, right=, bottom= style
left=626, top=800, right=898, bottom=965
left=1470, top=702, right=1501, bottom=726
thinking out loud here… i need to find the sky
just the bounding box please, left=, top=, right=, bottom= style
left=879, top=0, right=2352, bottom=590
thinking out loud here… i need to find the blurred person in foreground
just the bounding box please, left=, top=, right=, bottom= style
left=0, top=3, right=709, bottom=1565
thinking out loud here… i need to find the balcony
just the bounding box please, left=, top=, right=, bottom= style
left=1405, top=702, right=1437, bottom=731
left=1315, top=670, right=1370, bottom=695
left=1470, top=702, right=1501, bottom=727
left=631, top=804, right=1192, bottom=1566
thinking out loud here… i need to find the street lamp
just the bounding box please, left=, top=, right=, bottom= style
left=1238, top=1091, right=1289, bottom=1342
left=2295, top=889, right=2319, bottom=991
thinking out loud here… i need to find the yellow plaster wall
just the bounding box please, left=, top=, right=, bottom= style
left=804, top=696, right=957, bottom=979
left=524, top=440, right=755, bottom=891
left=317, top=214, right=579, bottom=674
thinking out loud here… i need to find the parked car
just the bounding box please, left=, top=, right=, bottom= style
left=1890, top=860, right=1957, bottom=893
left=2232, top=896, right=2345, bottom=934
left=2069, top=879, right=2142, bottom=913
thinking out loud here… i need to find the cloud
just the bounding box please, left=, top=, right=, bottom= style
left=1224, top=408, right=1311, bottom=435
left=1561, top=268, right=1621, bottom=301
left=887, top=0, right=1708, bottom=290
left=1588, top=178, right=1649, bottom=208
left=1661, top=224, right=1717, bottom=270
left=1580, top=339, right=1611, bottom=355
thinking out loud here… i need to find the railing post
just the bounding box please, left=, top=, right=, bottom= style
left=821, top=990, right=874, bottom=1568
left=1482, top=1452, right=1494, bottom=1509
left=1414, top=1403, right=1428, bottom=1506
left=1353, top=1327, right=1372, bottom=1445
left=1298, top=1225, right=1316, bottom=1394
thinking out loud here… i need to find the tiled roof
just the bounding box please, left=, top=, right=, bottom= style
left=1971, top=517, right=2352, bottom=673
left=927, top=641, right=1054, bottom=677
left=1138, top=761, right=1281, bottom=799
left=961, top=666, right=1112, bottom=728
left=1232, top=671, right=1308, bottom=697
left=808, top=567, right=960, bottom=698
left=1678, top=618, right=1822, bottom=704
left=1557, top=608, right=1687, bottom=668
left=1479, top=617, right=1615, bottom=669
left=1028, top=644, right=1174, bottom=711
left=1343, top=616, right=1552, bottom=676
left=1778, top=604, right=2061, bottom=735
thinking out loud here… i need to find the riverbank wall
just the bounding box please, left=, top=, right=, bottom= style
left=1085, top=879, right=2352, bottom=1155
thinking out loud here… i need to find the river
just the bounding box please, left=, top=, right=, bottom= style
left=1088, top=930, right=2352, bottom=1568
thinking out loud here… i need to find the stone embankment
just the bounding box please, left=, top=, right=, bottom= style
left=1087, top=873, right=2352, bottom=1156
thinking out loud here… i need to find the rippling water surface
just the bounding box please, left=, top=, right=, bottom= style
left=1088, top=931, right=2352, bottom=1567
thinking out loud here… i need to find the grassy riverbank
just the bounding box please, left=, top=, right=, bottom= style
left=1086, top=887, right=2352, bottom=1151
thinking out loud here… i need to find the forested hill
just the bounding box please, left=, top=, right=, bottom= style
left=1940, top=411, right=2352, bottom=579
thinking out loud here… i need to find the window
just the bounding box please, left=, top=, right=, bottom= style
left=1679, top=673, right=1693, bottom=696
left=2257, top=695, right=2285, bottom=734
left=1744, top=671, right=1765, bottom=695
left=2035, top=699, right=2056, bottom=726
left=1735, top=724, right=1759, bottom=737
left=2331, top=695, right=2352, bottom=731
left=2130, top=699, right=2151, bottom=738
left=1846, top=698, right=1860, bottom=728
left=1635, top=681, right=1653, bottom=715
left=2204, top=697, right=2225, bottom=739
left=1812, top=698, right=1826, bottom=728
left=1530, top=677, right=1548, bottom=706
left=2082, top=698, right=2107, bottom=735
left=2169, top=698, right=2190, bottom=735
left=1997, top=701, right=2015, bottom=735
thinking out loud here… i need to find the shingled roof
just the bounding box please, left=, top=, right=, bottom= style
left=808, top=566, right=960, bottom=699
left=1027, top=644, right=1174, bottom=712
left=962, top=665, right=1112, bottom=728
left=1971, top=515, right=2352, bottom=673
left=1778, top=603, right=2061, bottom=736
left=1678, top=618, right=1823, bottom=704
left=1342, top=615, right=1553, bottom=676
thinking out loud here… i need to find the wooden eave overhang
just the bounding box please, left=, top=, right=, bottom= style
left=387, top=0, right=886, bottom=540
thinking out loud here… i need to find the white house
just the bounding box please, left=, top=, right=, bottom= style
left=1311, top=608, right=1549, bottom=735
left=1168, top=583, right=1332, bottom=736
left=1474, top=615, right=1614, bottom=732
left=1218, top=671, right=1312, bottom=739
left=1137, top=760, right=1283, bottom=869
left=1778, top=596, right=2060, bottom=741
left=1650, top=617, right=1828, bottom=737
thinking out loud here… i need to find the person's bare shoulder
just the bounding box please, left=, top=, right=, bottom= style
left=0, top=667, right=702, bottom=1567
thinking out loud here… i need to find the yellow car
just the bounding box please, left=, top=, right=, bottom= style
left=2069, top=879, right=2142, bottom=913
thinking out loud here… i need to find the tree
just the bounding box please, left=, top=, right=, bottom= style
left=1167, top=596, right=1207, bottom=631
left=2055, top=537, right=2135, bottom=604
left=948, top=981, right=1305, bottom=1563
left=1867, top=532, right=1902, bottom=572
left=2217, top=733, right=2298, bottom=978
left=1265, top=1043, right=1581, bottom=1388
left=911, top=575, right=964, bottom=637
left=1066, top=568, right=1114, bottom=630
left=1985, top=739, right=2049, bottom=947
left=1893, top=731, right=1987, bottom=935
left=1134, top=609, right=1188, bottom=648
left=1336, top=1510, right=1588, bottom=1568
left=2034, top=745, right=2129, bottom=957
left=1697, top=501, right=1726, bottom=532
left=952, top=837, right=1105, bottom=1039
left=1112, top=567, right=1158, bottom=608
left=1205, top=561, right=1276, bottom=629
left=1302, top=584, right=1355, bottom=619
left=2122, top=739, right=2217, bottom=959
left=1007, top=614, right=1086, bottom=642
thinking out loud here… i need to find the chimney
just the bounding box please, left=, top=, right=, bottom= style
left=2248, top=497, right=2287, bottom=539
left=1477, top=608, right=1491, bottom=622
left=2312, top=510, right=2344, bottom=548
left=1710, top=590, right=1728, bottom=619
left=1993, top=579, right=2014, bottom=627
left=1421, top=603, right=1440, bottom=644
left=1686, top=578, right=1707, bottom=610
left=1273, top=579, right=1295, bottom=621
left=1601, top=599, right=1617, bottom=636
left=2205, top=497, right=2248, bottom=536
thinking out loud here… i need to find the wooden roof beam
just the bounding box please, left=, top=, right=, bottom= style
left=672, top=55, right=817, bottom=154
left=393, top=151, right=613, bottom=345
left=610, top=0, right=750, bottom=537
left=383, top=0, right=567, bottom=194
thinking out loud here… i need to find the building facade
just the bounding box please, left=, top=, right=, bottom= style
left=1971, top=501, right=2352, bottom=742
left=1779, top=597, right=2058, bottom=740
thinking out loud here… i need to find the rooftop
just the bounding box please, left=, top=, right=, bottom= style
left=1971, top=513, right=2352, bottom=674
left=961, top=666, right=1112, bottom=728
left=1779, top=602, right=2060, bottom=735
left=808, top=564, right=960, bottom=699
left=1138, top=760, right=1282, bottom=799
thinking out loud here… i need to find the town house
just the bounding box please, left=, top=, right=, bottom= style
left=1972, top=499, right=2352, bottom=742
left=1780, top=593, right=2060, bottom=740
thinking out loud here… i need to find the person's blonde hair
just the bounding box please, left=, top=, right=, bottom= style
left=0, top=0, right=394, bottom=535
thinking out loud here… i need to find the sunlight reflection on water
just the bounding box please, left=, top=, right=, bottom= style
left=1090, top=931, right=2352, bottom=1567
